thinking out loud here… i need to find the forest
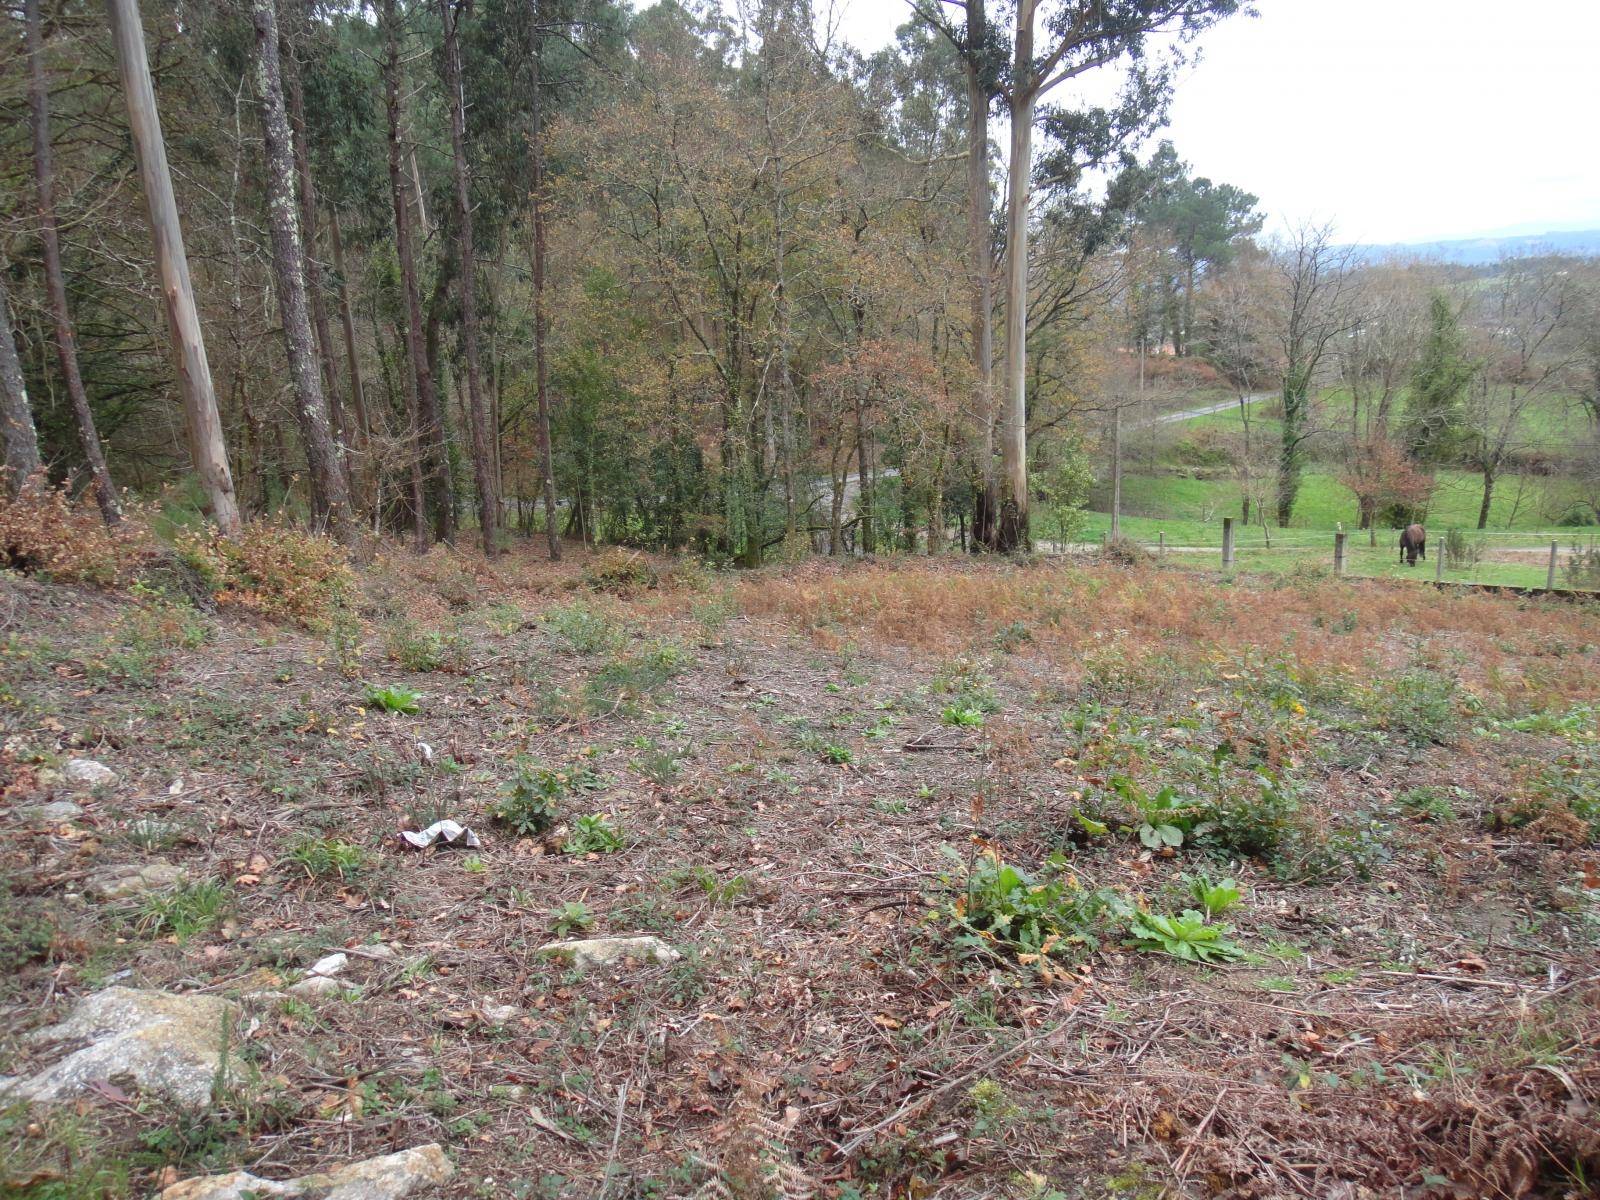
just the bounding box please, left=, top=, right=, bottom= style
left=1, top=3, right=1598, bottom=1200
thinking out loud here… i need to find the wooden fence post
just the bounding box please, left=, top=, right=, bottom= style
left=1547, top=541, right=1559, bottom=590
left=1158, top=531, right=1165, bottom=559
left=1435, top=544, right=1445, bottom=582
left=1334, top=531, right=1347, bottom=576
left=1221, top=518, right=1235, bottom=568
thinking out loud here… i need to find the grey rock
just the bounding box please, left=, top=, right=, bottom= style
left=539, top=935, right=681, bottom=970
left=479, top=1000, right=519, bottom=1024
left=16, top=799, right=83, bottom=825
left=159, top=1144, right=454, bottom=1199
left=63, top=758, right=116, bottom=788
left=286, top=975, right=345, bottom=999
left=85, top=861, right=186, bottom=900
left=1, top=987, right=235, bottom=1110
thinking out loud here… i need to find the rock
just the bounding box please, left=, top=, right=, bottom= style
left=307, top=952, right=347, bottom=977
left=16, top=799, right=84, bottom=825
left=63, top=758, right=117, bottom=789
left=1, top=987, right=235, bottom=1110
left=539, top=935, right=681, bottom=970
left=159, top=1143, right=453, bottom=1200
left=479, top=1000, right=519, bottom=1024
left=85, top=861, right=186, bottom=901
left=286, top=975, right=345, bottom=999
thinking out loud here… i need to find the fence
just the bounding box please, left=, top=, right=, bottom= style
left=1094, top=519, right=1600, bottom=597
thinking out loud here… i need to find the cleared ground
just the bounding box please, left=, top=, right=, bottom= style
left=2, top=549, right=1598, bottom=1199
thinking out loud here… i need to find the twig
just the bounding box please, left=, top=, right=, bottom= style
left=597, top=1077, right=629, bottom=1199
left=835, top=1025, right=1060, bottom=1160
left=1172, top=1085, right=1226, bottom=1178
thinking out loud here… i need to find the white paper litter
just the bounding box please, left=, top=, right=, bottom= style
left=400, top=820, right=481, bottom=849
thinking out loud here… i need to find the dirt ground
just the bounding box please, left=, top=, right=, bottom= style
left=2, top=548, right=1597, bottom=1200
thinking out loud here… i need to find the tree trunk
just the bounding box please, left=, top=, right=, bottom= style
left=997, top=6, right=1035, bottom=552
left=106, top=0, right=240, bottom=534
left=29, top=0, right=120, bottom=523
left=964, top=0, right=997, bottom=550
left=282, top=23, right=350, bottom=490
left=438, top=0, right=499, bottom=557
left=1110, top=402, right=1122, bottom=541
left=423, top=244, right=459, bottom=542
left=1277, top=379, right=1305, bottom=527
left=328, top=209, right=370, bottom=480
left=0, top=270, right=42, bottom=496
left=528, top=1, right=561, bottom=561
left=1478, top=466, right=1494, bottom=530
left=381, top=0, right=438, bottom=552
left=252, top=0, right=353, bottom=542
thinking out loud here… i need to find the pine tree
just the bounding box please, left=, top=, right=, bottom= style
left=1402, top=293, right=1475, bottom=464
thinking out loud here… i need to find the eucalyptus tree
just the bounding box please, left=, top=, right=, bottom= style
left=0, top=272, right=42, bottom=497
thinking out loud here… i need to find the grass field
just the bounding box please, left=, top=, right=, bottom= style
left=1075, top=389, right=1598, bottom=590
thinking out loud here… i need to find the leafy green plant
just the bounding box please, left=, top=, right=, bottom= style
left=492, top=761, right=588, bottom=838
left=1361, top=669, right=1467, bottom=747
left=937, top=848, right=1114, bottom=962
left=821, top=743, right=854, bottom=765
left=364, top=684, right=421, bottom=715
left=941, top=704, right=986, bottom=727
left=284, top=835, right=368, bottom=881
left=564, top=813, right=624, bottom=854
left=544, top=601, right=626, bottom=655
left=549, top=901, right=594, bottom=936
left=1186, top=874, right=1242, bottom=918
left=1127, top=909, right=1247, bottom=963
left=1111, top=777, right=1210, bottom=850
left=663, top=865, right=748, bottom=906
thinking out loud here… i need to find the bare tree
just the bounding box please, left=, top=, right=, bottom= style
left=1461, top=259, right=1580, bottom=529
left=252, top=0, right=354, bottom=542
left=438, top=0, right=500, bottom=556
left=0, top=271, right=42, bottom=496
left=105, top=0, right=241, bottom=534
left=27, top=0, right=120, bottom=523
left=1269, top=224, right=1354, bottom=525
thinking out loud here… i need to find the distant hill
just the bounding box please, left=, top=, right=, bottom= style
left=1349, top=228, right=1600, bottom=266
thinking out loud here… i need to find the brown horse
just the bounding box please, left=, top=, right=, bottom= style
left=1400, top=523, right=1426, bottom=566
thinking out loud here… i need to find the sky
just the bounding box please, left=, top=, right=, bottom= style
left=818, top=0, right=1600, bottom=246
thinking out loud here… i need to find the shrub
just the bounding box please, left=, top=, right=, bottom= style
left=0, top=485, right=152, bottom=585
left=1361, top=669, right=1467, bottom=746
left=582, top=548, right=659, bottom=595
left=1443, top=527, right=1484, bottom=567
left=549, top=901, right=594, bottom=936
left=489, top=762, right=577, bottom=836
left=544, top=601, right=627, bottom=654
left=1110, top=777, right=1211, bottom=851
left=174, top=521, right=351, bottom=628
left=383, top=619, right=466, bottom=673
left=1199, top=772, right=1300, bottom=859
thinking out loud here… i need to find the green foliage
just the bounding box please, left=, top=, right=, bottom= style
left=940, top=703, right=986, bottom=727
left=549, top=901, right=595, bottom=937
left=383, top=619, right=465, bottom=673
left=1361, top=669, right=1467, bottom=746
left=364, top=683, right=421, bottom=714
left=563, top=813, right=624, bottom=854
left=1110, top=777, right=1211, bottom=850
left=820, top=743, right=854, bottom=765
left=544, top=601, right=626, bottom=655
left=1199, top=771, right=1300, bottom=859
left=1403, top=293, right=1476, bottom=463
left=937, top=848, right=1114, bottom=962
left=1186, top=874, right=1242, bottom=917
left=133, top=880, right=231, bottom=941
left=491, top=760, right=603, bottom=836
left=284, top=835, right=368, bottom=881
left=1443, top=527, right=1484, bottom=567
left=1127, top=909, right=1247, bottom=963
left=663, top=865, right=748, bottom=906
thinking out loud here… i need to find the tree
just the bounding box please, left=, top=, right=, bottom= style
left=105, top=0, right=242, bottom=535
left=992, top=0, right=1242, bottom=551
left=252, top=0, right=354, bottom=542
left=1460, top=260, right=1580, bottom=529
left=437, top=0, right=501, bottom=556
left=1269, top=224, right=1353, bottom=525
left=27, top=0, right=121, bottom=523
left=528, top=0, right=562, bottom=561
left=1196, top=246, right=1273, bottom=522
left=0, top=271, right=43, bottom=496
left=1402, top=292, right=1474, bottom=463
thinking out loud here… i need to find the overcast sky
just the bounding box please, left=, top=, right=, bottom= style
left=820, top=0, right=1600, bottom=245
